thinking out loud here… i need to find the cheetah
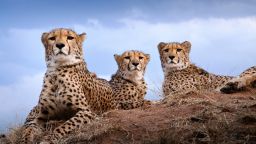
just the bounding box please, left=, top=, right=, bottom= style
left=110, top=50, right=151, bottom=110
left=22, top=28, right=151, bottom=143
left=22, top=28, right=115, bottom=143
left=157, top=41, right=256, bottom=97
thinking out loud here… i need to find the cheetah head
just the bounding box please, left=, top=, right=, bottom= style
left=114, top=50, right=150, bottom=83
left=41, top=28, right=86, bottom=67
left=158, top=41, right=191, bottom=73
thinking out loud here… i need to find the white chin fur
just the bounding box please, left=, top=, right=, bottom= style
left=167, top=62, right=184, bottom=68
left=124, top=71, right=143, bottom=84
left=163, top=63, right=187, bottom=74
left=47, top=54, right=82, bottom=68
left=129, top=65, right=141, bottom=71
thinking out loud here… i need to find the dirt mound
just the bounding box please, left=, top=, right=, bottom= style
left=1, top=88, right=256, bottom=144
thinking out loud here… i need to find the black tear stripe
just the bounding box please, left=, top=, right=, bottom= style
left=51, top=44, right=55, bottom=55
left=66, top=39, right=71, bottom=55
left=75, top=41, right=80, bottom=50
left=66, top=30, right=71, bottom=55
left=126, top=61, right=131, bottom=71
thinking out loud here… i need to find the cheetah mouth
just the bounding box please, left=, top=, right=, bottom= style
left=168, top=59, right=179, bottom=64
left=56, top=51, right=67, bottom=56
left=128, top=67, right=140, bottom=71
left=129, top=69, right=140, bottom=71
left=168, top=60, right=176, bottom=64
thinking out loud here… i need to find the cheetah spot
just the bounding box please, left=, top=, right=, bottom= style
left=42, top=110, right=49, bottom=115
left=67, top=102, right=73, bottom=107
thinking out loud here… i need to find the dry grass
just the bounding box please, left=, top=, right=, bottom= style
left=1, top=88, right=256, bottom=144
left=0, top=126, right=23, bottom=144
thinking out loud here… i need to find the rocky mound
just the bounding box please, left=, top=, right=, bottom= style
left=1, top=88, right=256, bottom=144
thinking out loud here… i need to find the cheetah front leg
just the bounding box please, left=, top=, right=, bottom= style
left=22, top=74, right=57, bottom=143
left=23, top=109, right=58, bottom=144
left=21, top=105, right=44, bottom=144
left=41, top=108, right=95, bottom=143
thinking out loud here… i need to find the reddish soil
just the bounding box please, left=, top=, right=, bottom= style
left=1, top=88, right=256, bottom=144
left=62, top=88, right=256, bottom=144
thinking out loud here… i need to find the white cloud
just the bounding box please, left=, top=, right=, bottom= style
left=0, top=72, right=43, bottom=132
left=97, top=75, right=111, bottom=81
left=75, top=17, right=256, bottom=76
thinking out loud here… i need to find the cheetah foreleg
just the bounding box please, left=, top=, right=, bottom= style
left=42, top=109, right=95, bottom=143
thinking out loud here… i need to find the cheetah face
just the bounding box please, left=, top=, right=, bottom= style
left=158, top=41, right=191, bottom=73
left=41, top=28, right=86, bottom=67
left=114, top=50, right=150, bottom=82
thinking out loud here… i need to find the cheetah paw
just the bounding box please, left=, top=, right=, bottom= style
left=40, top=134, right=57, bottom=144
left=220, top=81, right=244, bottom=94
left=251, top=80, right=256, bottom=88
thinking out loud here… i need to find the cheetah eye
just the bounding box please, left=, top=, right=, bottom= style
left=177, top=48, right=182, bottom=52
left=139, top=56, right=144, bottom=60
left=67, top=36, right=74, bottom=40
left=124, top=56, right=130, bottom=60
left=163, top=49, right=169, bottom=53
left=48, top=36, right=56, bottom=41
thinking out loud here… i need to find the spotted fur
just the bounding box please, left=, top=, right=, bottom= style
left=22, top=28, right=114, bottom=143
left=22, top=29, right=151, bottom=143
left=110, top=50, right=151, bottom=109
left=158, top=41, right=255, bottom=97
left=220, top=66, right=256, bottom=93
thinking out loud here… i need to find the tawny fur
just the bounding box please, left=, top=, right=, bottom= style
left=158, top=41, right=256, bottom=97
left=221, top=66, right=256, bottom=93
left=22, top=28, right=115, bottom=143
left=110, top=50, right=151, bottom=110
left=22, top=29, right=151, bottom=143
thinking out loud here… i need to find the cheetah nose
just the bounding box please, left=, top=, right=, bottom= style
left=56, top=43, right=65, bottom=49
left=169, top=56, right=175, bottom=60
left=132, top=62, right=139, bottom=66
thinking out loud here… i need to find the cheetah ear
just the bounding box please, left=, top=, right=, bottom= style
left=181, top=41, right=191, bottom=53
left=41, top=32, right=48, bottom=48
left=145, top=54, right=150, bottom=63
left=158, top=42, right=167, bottom=51
left=114, top=54, right=122, bottom=65
left=79, top=33, right=86, bottom=42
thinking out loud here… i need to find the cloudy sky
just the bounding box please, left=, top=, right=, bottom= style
left=0, top=0, right=256, bottom=132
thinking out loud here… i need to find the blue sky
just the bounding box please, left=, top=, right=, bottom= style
left=0, top=0, right=256, bottom=132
